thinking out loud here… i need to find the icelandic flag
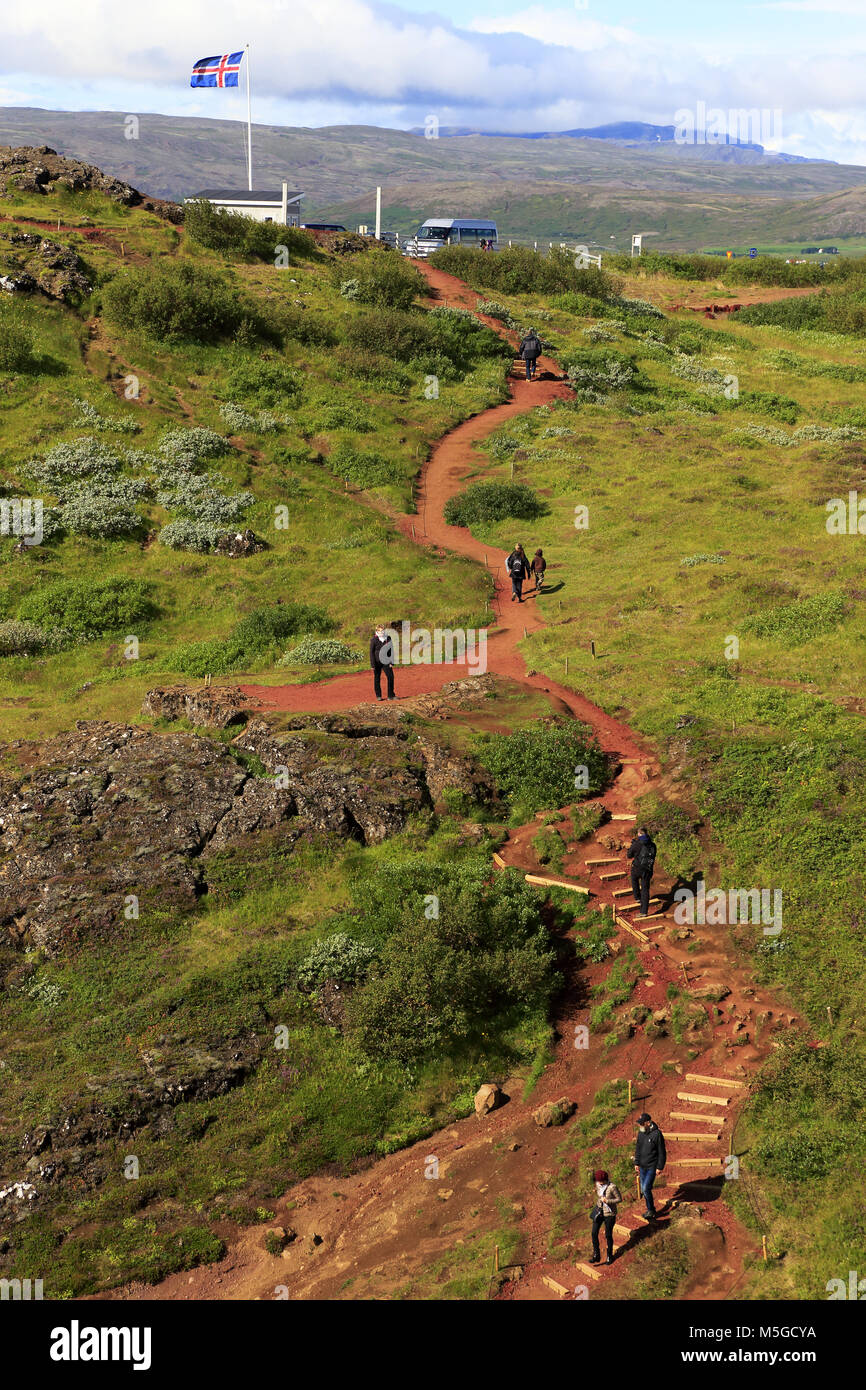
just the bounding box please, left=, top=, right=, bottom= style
left=190, top=52, right=244, bottom=88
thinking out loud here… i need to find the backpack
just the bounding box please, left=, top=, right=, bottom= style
left=523, top=334, right=541, bottom=356
left=638, top=838, right=657, bottom=873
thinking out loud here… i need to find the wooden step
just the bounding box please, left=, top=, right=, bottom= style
left=542, top=1275, right=570, bottom=1298
left=670, top=1111, right=726, bottom=1125
left=676, top=1091, right=730, bottom=1107
left=641, top=924, right=666, bottom=933
left=667, top=1157, right=725, bottom=1168
left=492, top=852, right=507, bottom=869
left=611, top=814, right=636, bottom=821
left=612, top=887, right=633, bottom=898
left=600, top=871, right=627, bottom=881
left=619, top=899, right=660, bottom=912
left=635, top=912, right=667, bottom=922
left=685, top=1072, right=746, bottom=1090
left=524, top=874, right=589, bottom=894
left=585, top=857, right=620, bottom=867
left=615, top=914, right=649, bottom=944
left=666, top=1132, right=721, bottom=1143
left=573, top=1260, right=603, bottom=1281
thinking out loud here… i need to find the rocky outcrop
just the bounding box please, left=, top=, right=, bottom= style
left=0, top=231, right=93, bottom=300
left=532, top=1097, right=577, bottom=1128
left=142, top=685, right=258, bottom=729
left=0, top=714, right=434, bottom=955
left=0, top=146, right=182, bottom=221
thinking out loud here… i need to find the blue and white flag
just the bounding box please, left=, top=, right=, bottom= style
left=190, top=52, right=244, bottom=88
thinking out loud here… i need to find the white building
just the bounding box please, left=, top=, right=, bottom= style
left=185, top=181, right=303, bottom=225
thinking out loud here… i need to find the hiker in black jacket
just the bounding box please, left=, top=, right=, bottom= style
left=506, top=543, right=530, bottom=602
left=370, top=624, right=395, bottom=701
left=627, top=825, right=657, bottom=916
left=634, top=1112, right=666, bottom=1221
left=518, top=327, right=542, bottom=380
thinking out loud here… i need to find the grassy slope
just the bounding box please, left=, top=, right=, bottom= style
left=435, top=265, right=866, bottom=1297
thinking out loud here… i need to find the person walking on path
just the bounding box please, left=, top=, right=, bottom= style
left=506, top=543, right=530, bottom=602
left=518, top=327, right=542, bottom=381
left=370, top=624, right=395, bottom=701
left=634, top=1112, right=666, bottom=1222
left=627, top=824, right=657, bottom=916
left=530, top=548, right=546, bottom=592
left=589, top=1168, right=622, bottom=1265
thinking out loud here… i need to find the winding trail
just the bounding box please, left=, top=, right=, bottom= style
left=105, top=263, right=801, bottom=1304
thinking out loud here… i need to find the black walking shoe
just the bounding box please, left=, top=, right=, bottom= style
left=588, top=1255, right=601, bottom=1264
left=605, top=1255, right=614, bottom=1265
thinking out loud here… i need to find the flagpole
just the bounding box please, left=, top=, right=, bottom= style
left=245, top=44, right=252, bottom=191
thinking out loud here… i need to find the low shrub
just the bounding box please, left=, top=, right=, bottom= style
left=104, top=261, right=267, bottom=344
left=297, top=933, right=376, bottom=991
left=0, top=619, right=68, bottom=656
left=221, top=356, right=304, bottom=408
left=219, top=402, right=281, bottom=433
left=18, top=577, right=157, bottom=636
left=158, top=427, right=231, bottom=472
left=278, top=638, right=362, bottom=665
left=431, top=245, right=619, bottom=298
left=157, top=476, right=252, bottom=526
left=184, top=199, right=316, bottom=263
left=336, top=250, right=424, bottom=309
left=444, top=481, right=545, bottom=527
left=73, top=398, right=140, bottom=434
left=475, top=721, right=609, bottom=814
left=167, top=602, right=333, bottom=675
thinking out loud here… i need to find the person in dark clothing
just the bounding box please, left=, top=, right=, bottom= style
left=518, top=327, right=542, bottom=380
left=370, top=624, right=395, bottom=701
left=506, top=543, right=530, bottom=602
left=627, top=824, right=657, bottom=916
left=634, top=1112, right=666, bottom=1221
left=589, top=1167, right=622, bottom=1265
left=531, top=548, right=546, bottom=592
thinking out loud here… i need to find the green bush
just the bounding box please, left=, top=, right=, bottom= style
left=346, top=861, right=555, bottom=1062
left=167, top=602, right=333, bottom=676
left=104, top=261, right=268, bottom=344
left=18, top=577, right=157, bottom=636
left=184, top=199, right=316, bottom=263
left=338, top=250, right=424, bottom=309
left=571, top=803, right=604, bottom=841
left=221, top=356, right=304, bottom=408
left=444, top=481, right=545, bottom=527
left=475, top=721, right=609, bottom=814
left=431, top=245, right=619, bottom=298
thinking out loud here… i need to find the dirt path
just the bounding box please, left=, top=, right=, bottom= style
left=104, top=262, right=801, bottom=1303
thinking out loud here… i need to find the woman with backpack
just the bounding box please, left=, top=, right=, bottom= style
left=518, top=327, right=542, bottom=380
left=589, top=1168, right=622, bottom=1266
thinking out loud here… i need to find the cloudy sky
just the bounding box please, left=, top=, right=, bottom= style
left=3, top=0, right=866, bottom=164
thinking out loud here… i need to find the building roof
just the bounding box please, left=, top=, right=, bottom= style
left=189, top=188, right=303, bottom=203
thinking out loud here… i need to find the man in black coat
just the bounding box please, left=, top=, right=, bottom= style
left=506, top=543, right=530, bottom=603
left=518, top=327, right=542, bottom=380
left=370, top=624, right=395, bottom=701
left=627, top=825, right=657, bottom=916
left=634, top=1112, right=667, bottom=1221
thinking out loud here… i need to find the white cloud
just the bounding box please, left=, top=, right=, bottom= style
left=2, top=0, right=866, bottom=163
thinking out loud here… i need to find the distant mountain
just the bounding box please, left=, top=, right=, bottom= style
left=408, top=120, right=815, bottom=163
left=0, top=107, right=863, bottom=248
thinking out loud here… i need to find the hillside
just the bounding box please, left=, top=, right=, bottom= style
left=3, top=108, right=866, bottom=248
left=1, top=151, right=865, bottom=1305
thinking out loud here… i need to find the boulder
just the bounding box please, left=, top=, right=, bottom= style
left=533, top=1097, right=576, bottom=1128
left=474, top=1083, right=502, bottom=1117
